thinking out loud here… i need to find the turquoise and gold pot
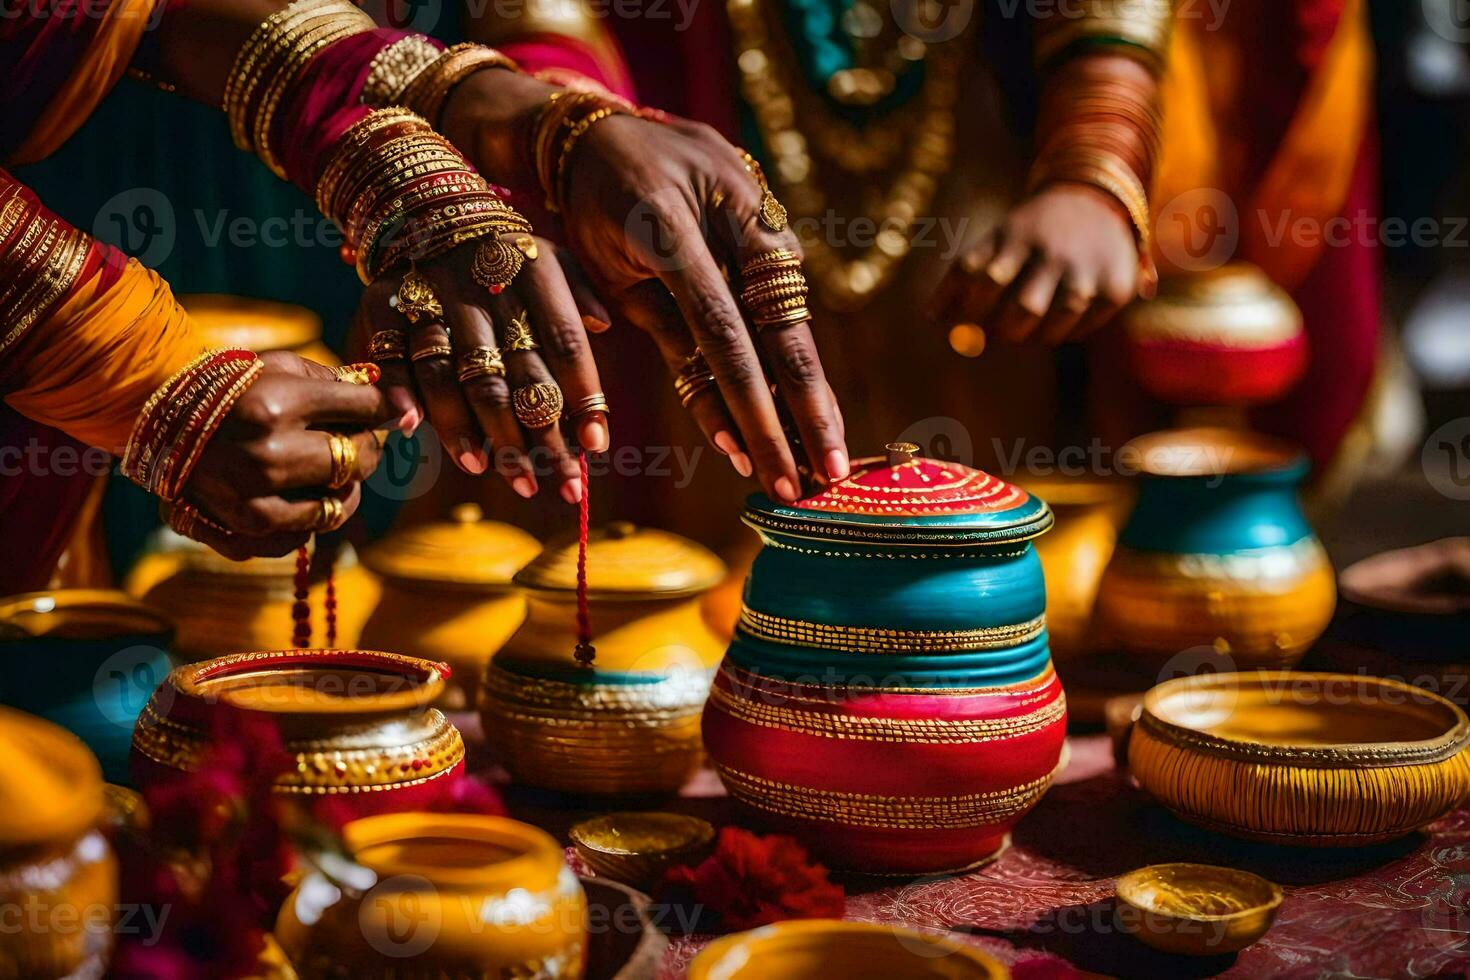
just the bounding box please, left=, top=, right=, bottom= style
left=481, top=524, right=727, bottom=796
left=703, top=444, right=1068, bottom=875
left=1096, top=428, right=1336, bottom=672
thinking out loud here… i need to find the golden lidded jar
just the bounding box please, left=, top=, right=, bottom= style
left=480, top=523, right=727, bottom=796
left=360, top=503, right=541, bottom=708
left=276, top=813, right=586, bottom=978
left=0, top=708, right=117, bottom=980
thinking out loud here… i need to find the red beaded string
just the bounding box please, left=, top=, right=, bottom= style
left=572, top=449, right=596, bottom=668
left=291, top=545, right=312, bottom=648
left=325, top=564, right=338, bottom=648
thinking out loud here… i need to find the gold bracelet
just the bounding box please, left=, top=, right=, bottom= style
left=398, top=43, right=521, bottom=125
left=361, top=35, right=443, bottom=106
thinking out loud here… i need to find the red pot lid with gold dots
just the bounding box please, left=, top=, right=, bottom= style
left=743, top=443, right=1053, bottom=546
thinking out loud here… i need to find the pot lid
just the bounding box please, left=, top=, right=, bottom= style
left=1122, top=263, right=1303, bottom=347
left=514, top=522, right=726, bottom=598
left=363, top=503, right=540, bottom=589
left=744, top=443, right=1052, bottom=545
left=0, top=707, right=103, bottom=847
left=0, top=589, right=172, bottom=641
left=181, top=294, right=323, bottom=352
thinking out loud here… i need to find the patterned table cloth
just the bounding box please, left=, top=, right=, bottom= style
left=467, top=719, right=1470, bottom=979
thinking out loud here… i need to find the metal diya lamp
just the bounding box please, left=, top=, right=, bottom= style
left=131, top=649, right=464, bottom=818
left=702, top=443, right=1068, bottom=875
left=1114, top=863, right=1283, bottom=957
left=480, top=523, right=727, bottom=796
left=1095, top=427, right=1336, bottom=671
left=569, top=811, right=715, bottom=890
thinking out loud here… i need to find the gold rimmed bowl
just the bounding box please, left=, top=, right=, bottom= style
left=569, top=811, right=714, bottom=890
left=1115, top=863, right=1283, bottom=957
left=687, top=920, right=1009, bottom=980
left=1129, top=671, right=1470, bottom=845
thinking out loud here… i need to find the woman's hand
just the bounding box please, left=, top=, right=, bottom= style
left=554, top=114, right=849, bottom=503
left=933, top=183, right=1156, bottom=346
left=179, top=352, right=396, bottom=560
left=347, top=233, right=610, bottom=504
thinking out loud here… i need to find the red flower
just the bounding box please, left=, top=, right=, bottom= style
left=655, top=827, right=844, bottom=933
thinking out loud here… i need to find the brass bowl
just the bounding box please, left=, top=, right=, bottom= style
left=1130, top=671, right=1470, bottom=845
left=569, top=812, right=714, bottom=890
left=688, top=920, right=1008, bottom=980
left=1115, top=863, right=1283, bottom=956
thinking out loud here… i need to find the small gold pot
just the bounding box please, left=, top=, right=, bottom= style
left=1115, top=863, right=1282, bottom=956
left=127, top=540, right=379, bottom=661
left=1015, top=475, right=1131, bottom=662
left=276, top=813, right=585, bottom=979
left=481, top=523, right=726, bottom=796
left=360, top=503, right=541, bottom=709
left=0, top=709, right=117, bottom=980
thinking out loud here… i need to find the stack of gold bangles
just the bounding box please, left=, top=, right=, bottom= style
left=223, top=0, right=376, bottom=178
left=531, top=90, right=633, bottom=213
left=122, top=349, right=264, bottom=501
left=739, top=249, right=811, bottom=328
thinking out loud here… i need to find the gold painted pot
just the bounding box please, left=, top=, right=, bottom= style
left=688, top=921, right=1009, bottom=980
left=1015, top=475, right=1131, bottom=662
left=131, top=649, right=464, bottom=818
left=1129, top=671, right=1470, bottom=846
left=0, top=708, right=117, bottom=980
left=481, top=523, right=726, bottom=796
left=1095, top=428, right=1335, bottom=672
left=1114, top=863, right=1282, bottom=957
left=181, top=294, right=338, bottom=366
left=276, top=813, right=586, bottom=979
left=360, top=503, right=540, bottom=709
left=128, top=538, right=379, bottom=661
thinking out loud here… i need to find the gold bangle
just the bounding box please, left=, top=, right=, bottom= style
left=361, top=35, right=443, bottom=106
left=512, top=381, right=564, bottom=429
left=398, top=43, right=521, bottom=125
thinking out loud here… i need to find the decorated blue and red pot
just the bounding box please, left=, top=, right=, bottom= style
left=702, top=444, right=1068, bottom=875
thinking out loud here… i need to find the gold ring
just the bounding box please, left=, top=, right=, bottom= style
left=410, top=343, right=454, bottom=362
left=458, top=345, right=506, bottom=382
left=392, top=271, right=444, bottom=325
left=512, top=381, right=564, bottom=429
left=471, top=237, right=525, bottom=295
left=709, top=188, right=728, bottom=210
left=503, top=311, right=538, bottom=352
left=568, top=393, right=611, bottom=418
left=326, top=432, right=357, bottom=490
left=368, top=329, right=408, bottom=363
left=673, top=349, right=717, bottom=407
left=332, top=363, right=380, bottom=385
left=739, top=151, right=788, bottom=232
left=512, top=235, right=539, bottom=261
left=316, top=496, right=346, bottom=533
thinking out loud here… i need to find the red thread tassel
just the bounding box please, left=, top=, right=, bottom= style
left=573, top=450, right=595, bottom=668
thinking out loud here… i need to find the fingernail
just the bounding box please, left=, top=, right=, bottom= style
left=560, top=479, right=583, bottom=505
left=714, top=431, right=738, bottom=457
left=774, top=476, right=799, bottom=502
left=459, top=450, right=487, bottom=475
left=580, top=417, right=609, bottom=454
left=825, top=449, right=850, bottom=481
left=730, top=452, right=753, bottom=478
left=512, top=475, right=536, bottom=499
left=399, top=407, right=420, bottom=434
left=582, top=315, right=610, bottom=332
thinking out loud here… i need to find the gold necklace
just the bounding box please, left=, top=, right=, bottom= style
left=728, top=0, right=965, bottom=311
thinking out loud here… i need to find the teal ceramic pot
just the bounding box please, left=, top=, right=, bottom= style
left=1096, top=428, right=1336, bottom=672
left=703, top=445, right=1069, bottom=875
left=0, top=590, right=174, bottom=783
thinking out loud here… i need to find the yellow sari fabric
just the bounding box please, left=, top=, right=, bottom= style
left=2, top=258, right=204, bottom=452
left=1153, top=0, right=1372, bottom=291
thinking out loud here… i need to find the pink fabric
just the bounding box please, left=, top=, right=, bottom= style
left=501, top=34, right=637, bottom=102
